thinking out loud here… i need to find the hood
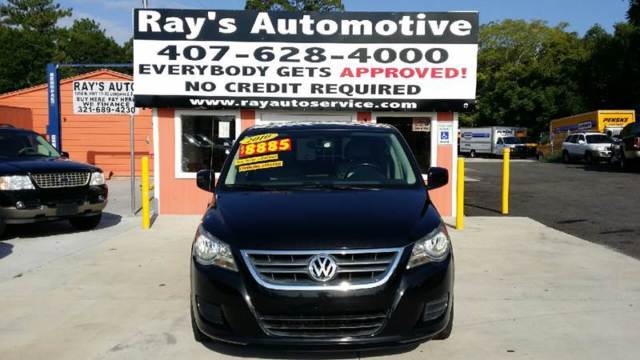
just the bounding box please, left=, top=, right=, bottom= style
left=201, top=188, right=442, bottom=250
left=0, top=157, right=99, bottom=175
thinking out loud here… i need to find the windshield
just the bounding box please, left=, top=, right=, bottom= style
left=222, top=130, right=418, bottom=190
left=502, top=136, right=521, bottom=144
left=586, top=134, right=613, bottom=144
left=0, top=131, right=61, bottom=158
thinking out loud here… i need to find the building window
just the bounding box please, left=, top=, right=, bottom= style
left=178, top=113, right=236, bottom=177
left=376, top=117, right=431, bottom=172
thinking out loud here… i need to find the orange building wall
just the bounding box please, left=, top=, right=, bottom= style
left=157, top=109, right=257, bottom=215
left=0, top=70, right=153, bottom=178
left=155, top=109, right=458, bottom=216
left=157, top=109, right=255, bottom=215
left=0, top=105, right=32, bottom=129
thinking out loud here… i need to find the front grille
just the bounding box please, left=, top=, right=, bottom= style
left=241, top=248, right=403, bottom=290
left=31, top=172, right=90, bottom=189
left=258, top=312, right=387, bottom=338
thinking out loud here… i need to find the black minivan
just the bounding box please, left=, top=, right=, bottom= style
left=190, top=122, right=453, bottom=349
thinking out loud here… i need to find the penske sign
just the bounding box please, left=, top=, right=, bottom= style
left=133, top=9, right=479, bottom=111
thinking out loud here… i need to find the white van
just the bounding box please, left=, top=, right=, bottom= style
left=459, top=126, right=527, bottom=158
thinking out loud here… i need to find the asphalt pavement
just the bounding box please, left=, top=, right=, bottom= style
left=464, top=158, right=640, bottom=259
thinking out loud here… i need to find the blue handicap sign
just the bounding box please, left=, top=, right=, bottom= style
left=440, top=131, right=450, bottom=141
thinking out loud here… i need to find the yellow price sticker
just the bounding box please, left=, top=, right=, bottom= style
left=240, top=133, right=279, bottom=145
left=234, top=154, right=279, bottom=166
left=238, top=160, right=284, bottom=172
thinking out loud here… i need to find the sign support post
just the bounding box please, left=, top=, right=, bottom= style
left=46, top=63, right=62, bottom=151
left=130, top=115, right=136, bottom=215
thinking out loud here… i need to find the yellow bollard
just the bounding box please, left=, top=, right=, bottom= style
left=456, top=158, right=465, bottom=230
left=141, top=156, right=151, bottom=229
left=502, top=148, right=510, bottom=215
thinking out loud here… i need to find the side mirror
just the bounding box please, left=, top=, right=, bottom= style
left=578, top=140, right=586, bottom=144
left=426, top=167, right=449, bottom=190
left=196, top=170, right=216, bottom=192
left=60, top=151, right=70, bottom=159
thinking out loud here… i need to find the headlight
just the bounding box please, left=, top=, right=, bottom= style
left=89, top=171, right=105, bottom=185
left=407, top=224, right=451, bottom=269
left=193, top=225, right=237, bottom=271
left=0, top=175, right=35, bottom=190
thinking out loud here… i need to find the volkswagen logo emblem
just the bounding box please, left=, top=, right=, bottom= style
left=308, top=254, right=338, bottom=282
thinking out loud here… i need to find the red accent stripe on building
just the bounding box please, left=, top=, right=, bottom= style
left=430, top=112, right=455, bottom=216
left=357, top=112, right=371, bottom=122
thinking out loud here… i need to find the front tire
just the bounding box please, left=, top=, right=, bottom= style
left=619, top=150, right=628, bottom=170
left=433, top=302, right=454, bottom=340
left=584, top=152, right=594, bottom=164
left=69, top=213, right=102, bottom=231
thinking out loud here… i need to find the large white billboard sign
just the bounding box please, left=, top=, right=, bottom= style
left=133, top=9, right=478, bottom=111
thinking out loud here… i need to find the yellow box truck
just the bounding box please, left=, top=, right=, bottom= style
left=549, top=110, right=636, bottom=155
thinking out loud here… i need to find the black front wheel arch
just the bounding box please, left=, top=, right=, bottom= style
left=433, top=301, right=454, bottom=340
left=191, top=300, right=209, bottom=343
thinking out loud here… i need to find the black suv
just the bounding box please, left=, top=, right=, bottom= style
left=613, top=122, right=640, bottom=169
left=190, top=123, right=453, bottom=349
left=0, top=126, right=108, bottom=237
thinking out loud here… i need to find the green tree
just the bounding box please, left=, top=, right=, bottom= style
left=0, top=1, right=132, bottom=93
left=57, top=18, right=129, bottom=77
left=0, top=0, right=70, bottom=32
left=463, top=20, right=588, bottom=135
left=0, top=0, right=71, bottom=92
left=245, top=0, right=344, bottom=12
left=0, top=26, right=39, bottom=91
left=122, top=38, right=133, bottom=64
left=582, top=23, right=640, bottom=111
left=629, top=0, right=640, bottom=26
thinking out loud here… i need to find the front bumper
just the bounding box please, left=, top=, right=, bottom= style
left=0, top=185, right=107, bottom=224
left=591, top=150, right=613, bottom=159
left=191, top=250, right=454, bottom=348
left=510, top=147, right=528, bottom=157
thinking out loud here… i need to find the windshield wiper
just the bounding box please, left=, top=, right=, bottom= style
left=224, top=184, right=280, bottom=191
left=290, top=182, right=376, bottom=191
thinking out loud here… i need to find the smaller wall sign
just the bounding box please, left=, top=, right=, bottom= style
left=72, top=80, right=137, bottom=115
left=412, top=118, right=431, bottom=132
left=438, top=124, right=454, bottom=145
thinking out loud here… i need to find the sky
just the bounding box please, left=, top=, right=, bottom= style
left=59, top=0, right=631, bottom=44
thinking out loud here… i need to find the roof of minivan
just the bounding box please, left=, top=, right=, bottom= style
left=247, top=122, right=395, bottom=133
